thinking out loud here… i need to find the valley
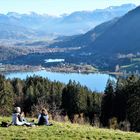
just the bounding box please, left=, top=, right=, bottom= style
left=0, top=4, right=139, bottom=74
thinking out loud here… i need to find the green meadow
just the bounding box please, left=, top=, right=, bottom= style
left=0, top=117, right=140, bottom=140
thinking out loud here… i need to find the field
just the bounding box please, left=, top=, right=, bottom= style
left=120, top=62, right=140, bottom=72
left=0, top=117, right=140, bottom=140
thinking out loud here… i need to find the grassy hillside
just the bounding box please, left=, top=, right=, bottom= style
left=0, top=117, right=140, bottom=140
left=120, top=58, right=140, bottom=72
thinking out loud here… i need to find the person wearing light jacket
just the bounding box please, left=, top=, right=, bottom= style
left=12, top=107, right=32, bottom=126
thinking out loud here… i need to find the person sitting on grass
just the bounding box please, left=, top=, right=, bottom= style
left=38, top=108, right=52, bottom=126
left=12, top=107, right=34, bottom=126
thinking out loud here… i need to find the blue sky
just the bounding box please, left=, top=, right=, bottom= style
left=0, top=0, right=139, bottom=15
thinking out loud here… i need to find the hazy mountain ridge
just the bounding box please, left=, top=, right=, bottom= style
left=49, top=18, right=119, bottom=48
left=0, top=23, right=36, bottom=40
left=0, top=3, right=136, bottom=39
left=62, top=4, right=135, bottom=23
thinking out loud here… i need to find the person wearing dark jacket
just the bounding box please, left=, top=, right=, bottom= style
left=38, top=108, right=52, bottom=126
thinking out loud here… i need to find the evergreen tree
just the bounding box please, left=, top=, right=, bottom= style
left=100, top=79, right=115, bottom=127
left=12, top=78, right=25, bottom=108
left=125, top=76, right=140, bottom=131
left=0, top=76, right=14, bottom=115
left=113, top=78, right=127, bottom=122
left=62, top=80, right=88, bottom=121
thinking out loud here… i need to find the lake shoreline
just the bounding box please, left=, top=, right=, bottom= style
left=5, top=69, right=116, bottom=92
left=0, top=64, right=123, bottom=76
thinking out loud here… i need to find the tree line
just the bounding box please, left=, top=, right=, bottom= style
left=0, top=75, right=101, bottom=123
left=101, top=75, right=140, bottom=132
left=0, top=74, right=140, bottom=132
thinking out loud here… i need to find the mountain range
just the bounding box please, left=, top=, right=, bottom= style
left=0, top=4, right=136, bottom=40
left=49, top=5, right=140, bottom=71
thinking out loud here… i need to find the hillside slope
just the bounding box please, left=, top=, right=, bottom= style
left=49, top=18, right=118, bottom=48
left=0, top=119, right=140, bottom=140
left=87, top=6, right=140, bottom=54
left=0, top=23, right=36, bottom=40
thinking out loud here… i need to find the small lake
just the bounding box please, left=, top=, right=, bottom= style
left=5, top=70, right=115, bottom=92
left=44, top=59, right=65, bottom=63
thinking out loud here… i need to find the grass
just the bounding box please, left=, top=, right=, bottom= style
left=0, top=117, right=140, bottom=140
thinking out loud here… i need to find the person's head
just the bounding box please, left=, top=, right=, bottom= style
left=41, top=108, right=48, bottom=115
left=14, top=107, right=21, bottom=113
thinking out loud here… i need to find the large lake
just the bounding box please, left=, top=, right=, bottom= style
left=5, top=70, right=115, bottom=92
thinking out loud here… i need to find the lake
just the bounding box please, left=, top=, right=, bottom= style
left=5, top=70, right=115, bottom=92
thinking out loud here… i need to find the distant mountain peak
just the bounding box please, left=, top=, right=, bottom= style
left=121, top=3, right=136, bottom=7
left=7, top=12, right=21, bottom=18
left=94, top=3, right=136, bottom=12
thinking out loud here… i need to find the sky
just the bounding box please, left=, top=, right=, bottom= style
left=0, top=0, right=139, bottom=16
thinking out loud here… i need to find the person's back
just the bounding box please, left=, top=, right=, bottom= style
left=38, top=108, right=51, bottom=125
left=38, top=113, right=49, bottom=125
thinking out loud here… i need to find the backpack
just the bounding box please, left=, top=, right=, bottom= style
left=1, top=121, right=11, bottom=127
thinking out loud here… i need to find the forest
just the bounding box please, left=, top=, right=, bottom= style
left=0, top=74, right=140, bottom=132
